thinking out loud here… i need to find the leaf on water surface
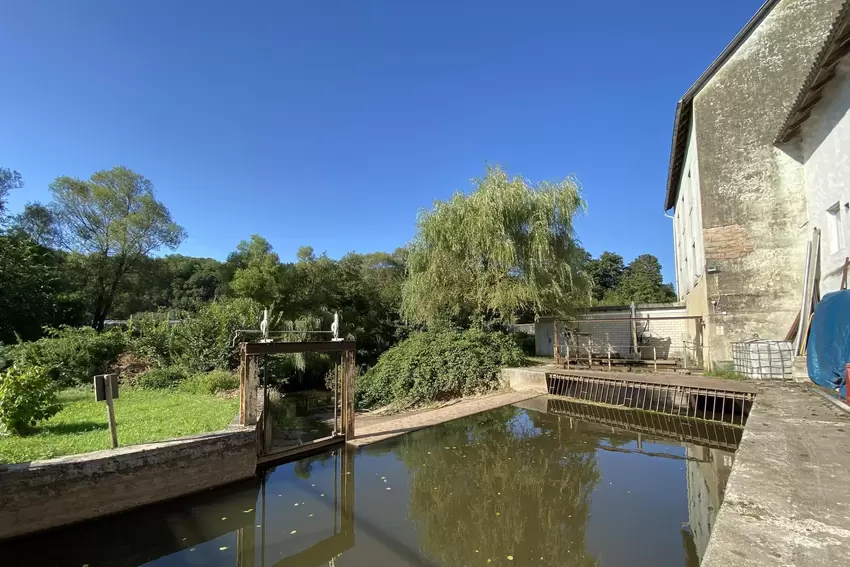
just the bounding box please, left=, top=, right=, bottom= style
left=221, top=517, right=226, bottom=520
left=219, top=546, right=228, bottom=551
left=386, top=487, right=391, bottom=491
left=308, top=514, right=314, bottom=517
left=294, top=503, right=299, bottom=507
left=244, top=508, right=254, bottom=513
left=495, top=512, right=501, bottom=516
left=189, top=548, right=195, bottom=552
left=290, top=530, right=297, bottom=535
left=320, top=493, right=325, bottom=497
left=507, top=555, right=514, bottom=561
left=256, top=524, right=262, bottom=528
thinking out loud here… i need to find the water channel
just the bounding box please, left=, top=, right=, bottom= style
left=2, top=400, right=737, bottom=566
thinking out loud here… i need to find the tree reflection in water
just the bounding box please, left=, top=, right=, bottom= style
left=392, top=406, right=603, bottom=567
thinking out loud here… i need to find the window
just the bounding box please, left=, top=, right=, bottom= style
left=826, top=202, right=845, bottom=254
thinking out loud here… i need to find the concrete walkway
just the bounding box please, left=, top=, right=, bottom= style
left=703, top=384, right=850, bottom=566
left=349, top=391, right=539, bottom=447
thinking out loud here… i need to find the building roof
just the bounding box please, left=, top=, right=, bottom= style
left=664, top=0, right=781, bottom=211
left=775, top=1, right=850, bottom=143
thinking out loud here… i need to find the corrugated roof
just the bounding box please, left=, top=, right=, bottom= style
left=664, top=0, right=782, bottom=211
left=775, top=0, right=850, bottom=143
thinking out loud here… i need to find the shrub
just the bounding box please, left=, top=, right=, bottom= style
left=126, top=311, right=179, bottom=367
left=0, top=364, right=60, bottom=435
left=170, top=298, right=261, bottom=373
left=357, top=328, right=525, bottom=408
left=178, top=370, right=239, bottom=395
left=510, top=331, right=536, bottom=356
left=12, top=326, right=126, bottom=388
left=136, top=366, right=189, bottom=390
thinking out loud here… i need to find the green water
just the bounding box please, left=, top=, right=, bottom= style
left=1, top=401, right=735, bottom=566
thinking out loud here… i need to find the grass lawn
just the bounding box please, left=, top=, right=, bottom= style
left=0, top=389, right=239, bottom=464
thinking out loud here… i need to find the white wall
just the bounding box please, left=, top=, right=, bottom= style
left=672, top=120, right=706, bottom=300
left=802, top=57, right=850, bottom=294
left=536, top=305, right=688, bottom=359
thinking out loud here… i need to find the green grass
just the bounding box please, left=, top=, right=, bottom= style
left=0, top=389, right=239, bottom=464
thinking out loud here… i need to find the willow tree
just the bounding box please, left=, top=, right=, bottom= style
left=402, top=166, right=589, bottom=327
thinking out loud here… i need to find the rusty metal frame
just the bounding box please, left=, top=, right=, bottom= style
left=238, top=340, right=357, bottom=452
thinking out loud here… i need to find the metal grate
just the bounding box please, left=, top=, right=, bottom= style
left=546, top=373, right=754, bottom=426
left=546, top=397, right=743, bottom=451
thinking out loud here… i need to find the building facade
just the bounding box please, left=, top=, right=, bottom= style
left=665, top=0, right=849, bottom=367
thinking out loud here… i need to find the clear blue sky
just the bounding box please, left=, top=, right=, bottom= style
left=1, top=0, right=765, bottom=284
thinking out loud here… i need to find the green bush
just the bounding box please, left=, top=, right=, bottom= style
left=11, top=326, right=126, bottom=387
left=178, top=370, right=239, bottom=395
left=126, top=311, right=180, bottom=367
left=136, top=366, right=189, bottom=390
left=0, top=364, right=60, bottom=435
left=510, top=331, right=536, bottom=356
left=170, top=298, right=261, bottom=373
left=357, top=328, right=525, bottom=408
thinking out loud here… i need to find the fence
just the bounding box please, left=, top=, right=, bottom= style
left=731, top=340, right=793, bottom=380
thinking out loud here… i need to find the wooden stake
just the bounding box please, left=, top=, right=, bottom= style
left=104, top=375, right=118, bottom=449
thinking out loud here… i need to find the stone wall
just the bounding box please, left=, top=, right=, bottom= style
left=692, top=0, right=844, bottom=362
left=0, top=427, right=257, bottom=540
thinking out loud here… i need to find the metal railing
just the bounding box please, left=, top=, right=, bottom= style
left=556, top=342, right=703, bottom=371
left=546, top=372, right=754, bottom=426
left=546, top=397, right=743, bottom=451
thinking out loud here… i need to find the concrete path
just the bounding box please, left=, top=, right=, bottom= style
left=349, top=391, right=539, bottom=447
left=703, top=384, right=850, bottom=567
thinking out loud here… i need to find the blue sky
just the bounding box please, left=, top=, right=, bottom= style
left=1, top=0, right=765, bottom=283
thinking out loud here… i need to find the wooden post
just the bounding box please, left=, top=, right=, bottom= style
left=342, top=348, right=356, bottom=441
left=607, top=351, right=611, bottom=371
left=653, top=347, right=658, bottom=373
left=104, top=375, right=118, bottom=449
left=587, top=347, right=592, bottom=369
left=566, top=345, right=570, bottom=369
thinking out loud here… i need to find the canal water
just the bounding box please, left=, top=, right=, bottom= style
left=2, top=401, right=736, bottom=567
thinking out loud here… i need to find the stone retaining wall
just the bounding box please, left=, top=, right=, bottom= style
left=0, top=426, right=257, bottom=540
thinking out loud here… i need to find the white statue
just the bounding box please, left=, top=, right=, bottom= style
left=260, top=309, right=270, bottom=342
left=331, top=312, right=342, bottom=341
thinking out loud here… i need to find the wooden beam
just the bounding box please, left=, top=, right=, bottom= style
left=243, top=340, right=356, bottom=355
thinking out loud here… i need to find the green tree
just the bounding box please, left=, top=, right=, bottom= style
left=586, top=251, right=625, bottom=302
left=402, top=166, right=588, bottom=327
left=606, top=254, right=676, bottom=305
left=0, top=167, right=23, bottom=223
left=228, top=235, right=285, bottom=307
left=11, top=202, right=59, bottom=247
left=48, top=166, right=186, bottom=330
left=0, top=234, right=62, bottom=343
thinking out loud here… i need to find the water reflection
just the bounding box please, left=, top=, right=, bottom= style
left=1, top=402, right=735, bottom=567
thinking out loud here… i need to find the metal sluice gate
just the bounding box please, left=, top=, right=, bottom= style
left=546, top=373, right=755, bottom=427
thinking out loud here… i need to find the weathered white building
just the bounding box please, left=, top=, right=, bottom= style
left=665, top=0, right=850, bottom=367
left=536, top=303, right=699, bottom=364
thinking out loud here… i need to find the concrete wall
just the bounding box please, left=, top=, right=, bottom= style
left=690, top=0, right=844, bottom=363
left=0, top=427, right=257, bottom=540
left=673, top=119, right=706, bottom=299
left=802, top=57, right=850, bottom=294
left=536, top=304, right=689, bottom=360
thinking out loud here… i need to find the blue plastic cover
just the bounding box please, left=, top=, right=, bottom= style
left=807, top=290, right=850, bottom=397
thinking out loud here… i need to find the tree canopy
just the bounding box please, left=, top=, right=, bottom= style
left=403, top=166, right=589, bottom=327
left=48, top=166, right=186, bottom=330
left=585, top=252, right=676, bottom=305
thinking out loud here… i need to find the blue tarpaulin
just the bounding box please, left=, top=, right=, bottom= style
left=807, top=290, right=850, bottom=398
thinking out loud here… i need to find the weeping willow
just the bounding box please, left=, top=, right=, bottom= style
left=402, top=166, right=589, bottom=327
